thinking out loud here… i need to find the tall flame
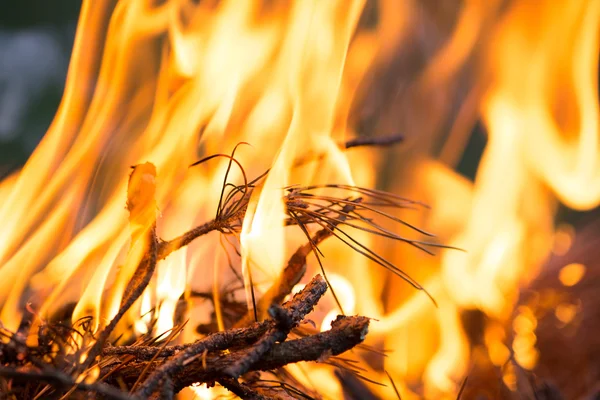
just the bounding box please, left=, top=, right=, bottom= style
left=0, top=0, right=375, bottom=343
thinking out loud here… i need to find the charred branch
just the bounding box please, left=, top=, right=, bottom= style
left=218, top=378, right=273, bottom=400
left=0, top=366, right=132, bottom=400
left=0, top=135, right=432, bottom=399
left=103, top=315, right=369, bottom=395
left=221, top=378, right=310, bottom=400
left=1, top=275, right=369, bottom=400
left=132, top=275, right=328, bottom=397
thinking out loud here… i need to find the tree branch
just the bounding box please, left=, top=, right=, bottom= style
left=132, top=275, right=328, bottom=398
left=104, top=315, right=369, bottom=394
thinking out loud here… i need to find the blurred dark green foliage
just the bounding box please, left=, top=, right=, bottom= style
left=0, top=0, right=81, bottom=177
left=0, top=0, right=81, bottom=30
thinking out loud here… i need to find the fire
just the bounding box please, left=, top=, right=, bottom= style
left=0, top=0, right=598, bottom=399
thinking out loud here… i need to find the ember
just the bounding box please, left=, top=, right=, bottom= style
left=0, top=0, right=598, bottom=399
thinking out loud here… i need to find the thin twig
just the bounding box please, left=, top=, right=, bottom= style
left=156, top=208, right=246, bottom=261
left=343, top=134, right=404, bottom=149
left=0, top=366, right=132, bottom=400
left=235, top=201, right=358, bottom=327
left=219, top=378, right=273, bottom=400
left=82, top=163, right=159, bottom=373
left=457, top=376, right=468, bottom=399
left=386, top=370, right=402, bottom=399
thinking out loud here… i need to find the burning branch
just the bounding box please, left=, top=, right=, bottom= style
left=0, top=365, right=132, bottom=400
left=1, top=275, right=369, bottom=399
left=83, top=163, right=159, bottom=372
left=106, top=320, right=370, bottom=396
left=131, top=275, right=328, bottom=397
left=157, top=148, right=448, bottom=309
left=234, top=200, right=360, bottom=327
left=0, top=147, right=438, bottom=399
left=156, top=134, right=414, bottom=261
left=95, top=276, right=369, bottom=399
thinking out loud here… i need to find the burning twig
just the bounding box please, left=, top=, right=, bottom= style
left=156, top=209, right=246, bottom=261
left=158, top=179, right=446, bottom=310
left=1, top=275, right=368, bottom=399
left=221, top=378, right=316, bottom=400
left=94, top=276, right=370, bottom=398
left=83, top=163, right=159, bottom=372
left=120, top=163, right=160, bottom=322
left=156, top=134, right=415, bottom=262
left=149, top=141, right=447, bottom=329
left=0, top=366, right=132, bottom=400
left=105, top=315, right=369, bottom=396
left=386, top=370, right=402, bottom=399
left=0, top=141, right=445, bottom=399
left=218, top=378, right=273, bottom=400
left=235, top=201, right=359, bottom=327
left=132, top=275, right=328, bottom=397
left=456, top=375, right=469, bottom=399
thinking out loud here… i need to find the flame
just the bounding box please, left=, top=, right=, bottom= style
left=0, top=0, right=364, bottom=330
left=241, top=0, right=364, bottom=314
left=430, top=0, right=598, bottom=390
left=0, top=0, right=598, bottom=398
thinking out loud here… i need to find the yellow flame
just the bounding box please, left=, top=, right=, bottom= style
left=241, top=0, right=364, bottom=314
left=320, top=274, right=356, bottom=331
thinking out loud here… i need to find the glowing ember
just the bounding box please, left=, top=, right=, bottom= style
left=559, top=263, right=586, bottom=287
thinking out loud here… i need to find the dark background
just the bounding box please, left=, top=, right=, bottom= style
left=0, top=0, right=81, bottom=177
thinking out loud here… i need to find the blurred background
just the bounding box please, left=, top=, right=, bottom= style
left=0, top=0, right=81, bottom=177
